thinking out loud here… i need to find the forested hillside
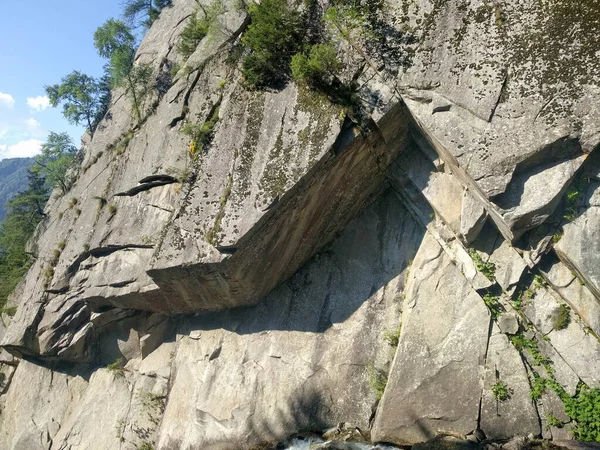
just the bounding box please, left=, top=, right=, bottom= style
left=0, top=158, right=32, bottom=221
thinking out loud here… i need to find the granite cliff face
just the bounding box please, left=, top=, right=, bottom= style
left=1, top=0, right=600, bottom=449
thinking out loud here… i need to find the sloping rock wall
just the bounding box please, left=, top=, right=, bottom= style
left=1, top=0, right=600, bottom=448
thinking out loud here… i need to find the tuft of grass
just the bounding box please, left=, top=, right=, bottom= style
left=0, top=306, right=17, bottom=317
left=367, top=364, right=388, bottom=400
left=383, top=325, right=402, bottom=347
left=68, top=197, right=78, bottom=208
left=108, top=204, right=117, bottom=216
left=555, top=304, right=571, bottom=330
left=107, top=357, right=126, bottom=377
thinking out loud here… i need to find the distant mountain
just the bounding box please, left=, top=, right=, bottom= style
left=0, top=158, right=34, bottom=222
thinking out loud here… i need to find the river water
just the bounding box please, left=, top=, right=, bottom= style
left=285, top=436, right=400, bottom=450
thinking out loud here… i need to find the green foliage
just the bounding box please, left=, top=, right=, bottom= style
left=181, top=105, right=220, bottom=155
left=546, top=413, right=564, bottom=429
left=0, top=170, right=48, bottom=307
left=122, top=0, right=171, bottom=29
left=533, top=274, right=547, bottom=289
left=510, top=333, right=551, bottom=367
left=291, top=43, right=342, bottom=87
left=323, top=2, right=369, bottom=40
left=94, top=19, right=136, bottom=64
left=0, top=306, right=17, bottom=317
left=555, top=304, right=571, bottom=330
left=139, top=443, right=155, bottom=450
left=94, top=19, right=153, bottom=122
left=564, top=387, right=600, bottom=441
left=107, top=357, right=126, bottom=376
left=563, top=184, right=582, bottom=221
left=31, top=132, right=78, bottom=195
left=491, top=381, right=511, bottom=401
left=45, top=71, right=102, bottom=135
left=482, top=292, right=502, bottom=319
left=241, top=0, right=303, bottom=88
left=529, top=373, right=549, bottom=401
left=178, top=2, right=223, bottom=59
left=108, top=204, right=118, bottom=216
left=367, top=364, right=388, bottom=400
left=382, top=325, right=402, bottom=347
left=468, top=248, right=496, bottom=281
left=512, top=288, right=532, bottom=310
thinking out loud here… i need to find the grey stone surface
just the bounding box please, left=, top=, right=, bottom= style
left=544, top=258, right=600, bottom=337
left=555, top=153, right=600, bottom=302
left=480, top=324, right=540, bottom=439
left=1, top=0, right=600, bottom=447
left=497, top=313, right=519, bottom=336
left=372, top=233, right=491, bottom=445
left=461, top=189, right=488, bottom=245
left=523, top=287, right=600, bottom=389
left=156, top=191, right=423, bottom=449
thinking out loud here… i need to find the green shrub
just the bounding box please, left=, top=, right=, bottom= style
left=181, top=105, right=220, bottom=155
left=241, top=0, right=303, bottom=87
left=180, top=1, right=223, bottom=59
left=533, top=274, right=547, bottom=289
left=178, top=9, right=209, bottom=58
left=291, top=43, right=342, bottom=87
left=564, top=387, right=600, bottom=441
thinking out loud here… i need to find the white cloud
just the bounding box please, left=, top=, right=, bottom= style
left=27, top=95, right=50, bottom=111
left=0, top=92, right=15, bottom=109
left=0, top=139, right=43, bottom=160
left=26, top=118, right=41, bottom=129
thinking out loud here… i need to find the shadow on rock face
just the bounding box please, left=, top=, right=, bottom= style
left=178, top=189, right=423, bottom=337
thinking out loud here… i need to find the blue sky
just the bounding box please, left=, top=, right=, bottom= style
left=0, top=0, right=123, bottom=161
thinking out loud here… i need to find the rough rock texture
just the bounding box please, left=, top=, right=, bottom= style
left=1, top=0, right=600, bottom=448
left=372, top=232, right=490, bottom=444
left=480, top=325, right=540, bottom=440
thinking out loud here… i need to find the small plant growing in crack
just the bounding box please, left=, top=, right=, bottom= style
left=115, top=418, right=126, bottom=442
left=482, top=292, right=502, bottom=320
left=546, top=413, right=564, bottom=429
left=491, top=380, right=511, bottom=401
left=533, top=274, right=547, bottom=289
left=383, top=325, right=402, bottom=347
left=468, top=248, right=496, bottom=281
left=367, top=364, right=388, bottom=400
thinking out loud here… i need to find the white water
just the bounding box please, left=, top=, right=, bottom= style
left=285, top=436, right=400, bottom=450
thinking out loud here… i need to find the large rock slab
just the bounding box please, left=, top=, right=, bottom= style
left=523, top=287, right=600, bottom=388
left=480, top=324, right=540, bottom=439
left=157, top=191, right=423, bottom=449
left=393, top=0, right=600, bottom=242
left=372, top=233, right=491, bottom=445
left=555, top=150, right=600, bottom=303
